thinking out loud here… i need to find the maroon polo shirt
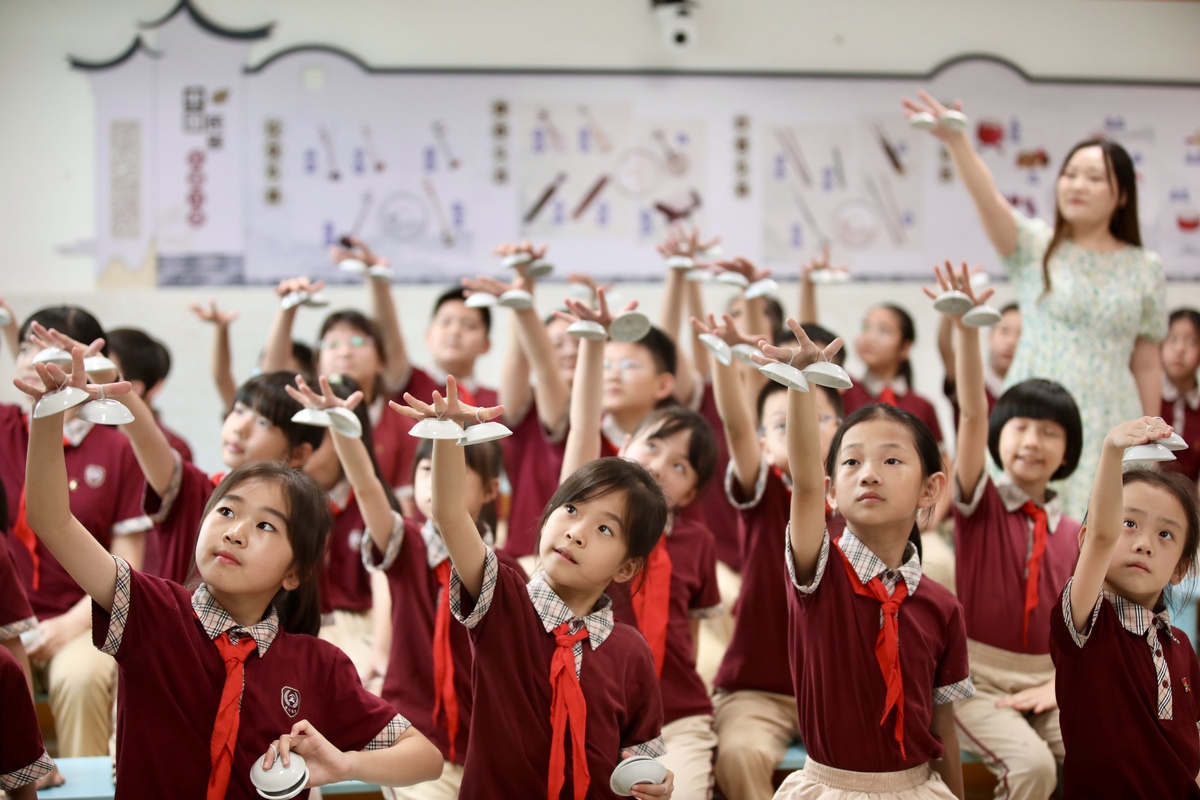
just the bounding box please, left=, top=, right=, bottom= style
left=610, top=514, right=721, bottom=724
left=0, top=533, right=37, bottom=640
left=369, top=518, right=528, bottom=764
left=144, top=457, right=217, bottom=585
left=680, top=385, right=740, bottom=571
left=157, top=418, right=194, bottom=463
left=0, top=406, right=150, bottom=619
left=452, top=555, right=664, bottom=799
left=786, top=533, right=972, bottom=771
left=94, top=559, right=406, bottom=799
left=943, top=377, right=998, bottom=433
left=841, top=382, right=944, bottom=443
left=953, top=477, right=1079, bottom=654
left=319, top=490, right=372, bottom=615
left=374, top=367, right=498, bottom=497
left=0, top=646, right=51, bottom=791
left=714, top=464, right=796, bottom=696
left=503, top=401, right=567, bottom=558
left=1051, top=586, right=1200, bottom=799
left=1160, top=395, right=1200, bottom=484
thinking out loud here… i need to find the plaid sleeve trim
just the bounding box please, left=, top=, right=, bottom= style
left=933, top=677, right=976, bottom=705
left=689, top=604, right=725, bottom=620
left=147, top=451, right=184, bottom=524
left=725, top=458, right=768, bottom=511
left=952, top=474, right=989, bottom=518
left=1061, top=578, right=1104, bottom=649
left=0, top=615, right=38, bottom=640
left=361, top=511, right=405, bottom=573
left=100, top=555, right=133, bottom=656
left=363, top=713, right=411, bottom=750
left=450, top=547, right=499, bottom=629
left=786, top=524, right=830, bottom=595
left=626, top=735, right=667, bottom=759
left=0, top=749, right=54, bottom=791
left=112, top=513, right=153, bottom=537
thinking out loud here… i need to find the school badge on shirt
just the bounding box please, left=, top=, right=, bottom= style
left=282, top=686, right=300, bottom=718
left=85, top=464, right=106, bottom=489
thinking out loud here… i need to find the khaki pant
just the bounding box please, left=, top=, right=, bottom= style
left=697, top=560, right=741, bottom=690
left=920, top=530, right=956, bottom=594
left=773, top=758, right=955, bottom=800
left=954, top=640, right=1062, bottom=800
left=713, top=690, right=800, bottom=800
left=319, top=609, right=375, bottom=679
left=660, top=714, right=718, bottom=799
left=384, top=760, right=463, bottom=800
left=33, top=629, right=116, bottom=757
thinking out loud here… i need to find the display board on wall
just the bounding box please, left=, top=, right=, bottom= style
left=74, top=1, right=1200, bottom=286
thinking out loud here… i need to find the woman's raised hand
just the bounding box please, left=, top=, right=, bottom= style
left=389, top=375, right=504, bottom=427
left=751, top=317, right=842, bottom=371
left=286, top=374, right=363, bottom=413
left=923, top=260, right=995, bottom=319
left=900, top=89, right=967, bottom=143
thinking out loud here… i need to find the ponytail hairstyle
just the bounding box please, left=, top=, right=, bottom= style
left=196, top=462, right=333, bottom=635
left=1120, top=468, right=1200, bottom=611
left=824, top=404, right=942, bottom=560
left=880, top=304, right=916, bottom=387
left=1043, top=138, right=1140, bottom=295
left=412, top=435, right=504, bottom=532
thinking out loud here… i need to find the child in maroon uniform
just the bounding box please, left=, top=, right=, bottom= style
left=936, top=302, right=1021, bottom=430
left=17, top=348, right=442, bottom=799
left=692, top=312, right=844, bottom=800
left=764, top=321, right=972, bottom=799
left=1161, top=308, right=1200, bottom=483
left=933, top=264, right=1082, bottom=798
left=1052, top=418, right=1200, bottom=799
left=105, top=327, right=194, bottom=463
left=393, top=375, right=675, bottom=799
left=0, top=645, right=52, bottom=799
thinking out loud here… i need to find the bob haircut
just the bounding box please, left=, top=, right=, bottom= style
left=196, top=462, right=332, bottom=636
left=536, top=458, right=668, bottom=569
left=631, top=406, right=719, bottom=493
left=232, top=372, right=326, bottom=452
left=987, top=379, right=1083, bottom=481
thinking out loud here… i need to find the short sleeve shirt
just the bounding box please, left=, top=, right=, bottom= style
left=841, top=379, right=944, bottom=443
left=93, top=557, right=407, bottom=799
left=142, top=454, right=217, bottom=585
left=0, top=645, right=53, bottom=791
left=0, top=532, right=37, bottom=641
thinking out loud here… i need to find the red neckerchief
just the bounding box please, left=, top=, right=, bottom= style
left=548, top=622, right=590, bottom=800
left=631, top=536, right=672, bottom=676
left=328, top=488, right=356, bottom=516
left=431, top=559, right=460, bottom=761
left=210, top=472, right=227, bottom=488
left=205, top=626, right=257, bottom=800
left=1019, top=501, right=1050, bottom=649
left=878, top=386, right=899, bottom=406
left=836, top=540, right=910, bottom=760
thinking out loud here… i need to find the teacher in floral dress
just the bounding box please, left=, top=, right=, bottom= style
left=905, top=90, right=1166, bottom=517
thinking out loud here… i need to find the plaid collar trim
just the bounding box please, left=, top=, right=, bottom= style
left=327, top=478, right=352, bottom=511
left=838, top=528, right=922, bottom=595
left=860, top=372, right=910, bottom=399
left=1162, top=376, right=1200, bottom=411
left=191, top=584, right=280, bottom=657
left=994, top=473, right=1064, bottom=533
left=421, top=518, right=494, bottom=569
left=525, top=572, right=614, bottom=650
left=600, top=413, right=628, bottom=453
left=1103, top=589, right=1178, bottom=643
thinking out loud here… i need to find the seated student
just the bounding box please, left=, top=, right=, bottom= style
left=392, top=376, right=675, bottom=799
left=2, top=313, right=149, bottom=759
left=463, top=242, right=578, bottom=558
left=16, top=347, right=443, bottom=797
left=190, top=297, right=315, bottom=412
left=560, top=290, right=722, bottom=798
left=1052, top=420, right=1200, bottom=798
left=937, top=301, right=1021, bottom=429
left=932, top=264, right=1082, bottom=799
left=1, top=645, right=53, bottom=800
left=106, top=327, right=194, bottom=462
left=1161, top=308, right=1200, bottom=483
left=108, top=368, right=323, bottom=585
left=692, top=312, right=843, bottom=800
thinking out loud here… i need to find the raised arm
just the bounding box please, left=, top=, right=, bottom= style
left=333, top=238, right=410, bottom=390
left=287, top=376, right=397, bottom=554
left=0, top=296, right=18, bottom=358
left=755, top=321, right=842, bottom=582
left=261, top=277, right=323, bottom=373
left=903, top=91, right=1017, bottom=258
left=559, top=291, right=619, bottom=479
left=929, top=263, right=995, bottom=496
left=1069, top=418, right=1172, bottom=631
left=389, top=378, right=503, bottom=599
left=659, top=267, right=698, bottom=406
left=15, top=349, right=124, bottom=612
left=692, top=313, right=763, bottom=495
left=1130, top=337, right=1163, bottom=418
left=189, top=299, right=239, bottom=410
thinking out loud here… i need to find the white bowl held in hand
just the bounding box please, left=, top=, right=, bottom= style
left=610, top=756, right=668, bottom=796
left=698, top=334, right=732, bottom=366
left=939, top=110, right=969, bottom=131
left=291, top=408, right=333, bottom=428
left=932, top=290, right=973, bottom=315
left=802, top=361, right=853, bottom=390
left=409, top=418, right=466, bottom=440
left=326, top=407, right=364, bottom=438
left=458, top=421, right=514, bottom=446
left=759, top=362, right=810, bottom=392
left=962, top=305, right=1003, bottom=328
left=908, top=112, right=937, bottom=131
left=250, top=751, right=309, bottom=800
left=32, top=386, right=90, bottom=419
left=1122, top=443, right=1176, bottom=463
left=609, top=311, right=653, bottom=343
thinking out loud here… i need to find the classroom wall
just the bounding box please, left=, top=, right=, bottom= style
left=2, top=0, right=1199, bottom=470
